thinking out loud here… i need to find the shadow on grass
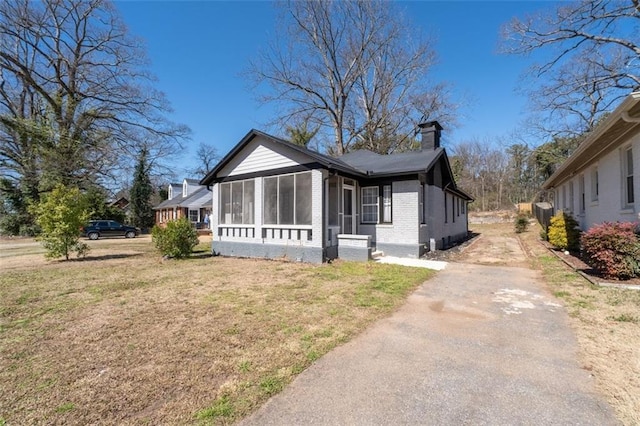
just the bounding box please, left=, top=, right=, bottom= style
left=69, top=253, right=145, bottom=262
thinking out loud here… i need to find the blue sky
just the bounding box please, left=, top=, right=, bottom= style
left=116, top=1, right=552, bottom=178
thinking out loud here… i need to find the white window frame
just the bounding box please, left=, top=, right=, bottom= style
left=361, top=186, right=379, bottom=224
left=622, top=146, right=634, bottom=207
left=382, top=184, right=392, bottom=223
left=579, top=174, right=585, bottom=214
left=591, top=167, right=599, bottom=202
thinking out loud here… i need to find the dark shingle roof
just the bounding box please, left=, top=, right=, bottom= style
left=339, top=148, right=444, bottom=176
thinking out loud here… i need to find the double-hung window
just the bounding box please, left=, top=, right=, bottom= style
left=361, top=187, right=379, bottom=223
left=263, top=172, right=312, bottom=225
left=361, top=185, right=392, bottom=224
left=219, top=179, right=255, bottom=224
left=623, top=146, right=634, bottom=207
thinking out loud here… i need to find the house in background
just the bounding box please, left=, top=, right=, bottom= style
left=153, top=178, right=212, bottom=229
left=542, top=91, right=640, bottom=230
left=199, top=121, right=472, bottom=263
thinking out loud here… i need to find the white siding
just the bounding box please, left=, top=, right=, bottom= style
left=219, top=136, right=312, bottom=177
left=557, top=132, right=640, bottom=230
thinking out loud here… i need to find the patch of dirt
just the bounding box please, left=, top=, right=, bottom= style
left=423, top=222, right=529, bottom=268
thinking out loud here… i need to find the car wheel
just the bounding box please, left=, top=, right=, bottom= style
left=88, top=232, right=99, bottom=240
left=125, top=231, right=136, bottom=238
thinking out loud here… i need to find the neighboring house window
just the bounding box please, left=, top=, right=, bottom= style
left=569, top=181, right=574, bottom=213
left=189, top=209, right=198, bottom=222
left=264, top=172, right=312, bottom=225
left=168, top=186, right=173, bottom=200
left=183, top=181, right=188, bottom=197
left=220, top=179, right=255, bottom=224
left=382, top=185, right=392, bottom=223
left=623, top=146, right=634, bottom=206
left=361, top=187, right=379, bottom=223
left=579, top=174, right=585, bottom=214
left=591, top=167, right=599, bottom=202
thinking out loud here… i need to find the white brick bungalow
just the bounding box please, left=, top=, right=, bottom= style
left=200, top=122, right=472, bottom=263
left=542, top=91, right=640, bottom=230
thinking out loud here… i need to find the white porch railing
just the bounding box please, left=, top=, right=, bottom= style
left=218, top=226, right=255, bottom=238
left=262, top=225, right=313, bottom=241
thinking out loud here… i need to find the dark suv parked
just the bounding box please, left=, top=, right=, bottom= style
left=82, top=220, right=140, bottom=240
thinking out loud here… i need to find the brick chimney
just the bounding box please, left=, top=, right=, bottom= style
left=418, top=121, right=443, bottom=150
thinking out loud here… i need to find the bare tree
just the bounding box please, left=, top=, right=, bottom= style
left=0, top=0, right=188, bottom=233
left=190, top=142, right=220, bottom=178
left=250, top=0, right=456, bottom=155
left=500, top=0, right=639, bottom=137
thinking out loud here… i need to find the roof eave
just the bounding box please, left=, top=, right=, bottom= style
left=542, top=91, right=640, bottom=190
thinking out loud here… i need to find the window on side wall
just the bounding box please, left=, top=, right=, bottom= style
left=623, top=146, right=634, bottom=207
left=419, top=184, right=425, bottom=224
left=591, top=167, right=599, bottom=202
left=263, top=172, right=312, bottom=225
left=579, top=174, right=585, bottom=214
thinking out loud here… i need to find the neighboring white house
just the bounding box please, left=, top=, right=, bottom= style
left=153, top=178, right=212, bottom=229
left=199, top=122, right=472, bottom=263
left=542, top=91, right=640, bottom=230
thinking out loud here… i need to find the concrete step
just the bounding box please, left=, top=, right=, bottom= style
left=371, top=250, right=384, bottom=259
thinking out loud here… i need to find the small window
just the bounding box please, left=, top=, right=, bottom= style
left=382, top=185, right=392, bottom=223
left=361, top=187, right=379, bottom=223
left=569, top=181, right=574, bottom=213
left=579, top=174, right=585, bottom=213
left=623, top=146, right=634, bottom=206
left=591, top=167, right=599, bottom=202
left=444, top=192, right=448, bottom=223
left=189, top=209, right=198, bottom=222
left=419, top=184, right=425, bottom=224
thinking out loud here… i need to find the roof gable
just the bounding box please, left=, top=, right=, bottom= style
left=200, top=129, right=362, bottom=185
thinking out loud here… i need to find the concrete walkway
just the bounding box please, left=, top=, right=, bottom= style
left=241, top=262, right=618, bottom=425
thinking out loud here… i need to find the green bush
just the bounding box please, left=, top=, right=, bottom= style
left=547, top=211, right=581, bottom=251
left=152, top=217, right=199, bottom=259
left=514, top=213, right=529, bottom=233
left=30, top=184, right=90, bottom=260
left=581, top=222, right=640, bottom=280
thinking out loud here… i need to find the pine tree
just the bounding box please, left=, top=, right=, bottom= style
left=130, top=148, right=155, bottom=231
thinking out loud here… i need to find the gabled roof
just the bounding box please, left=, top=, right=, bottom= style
left=199, top=128, right=472, bottom=200
left=200, top=129, right=363, bottom=185
left=154, top=186, right=210, bottom=210
left=543, top=91, right=640, bottom=189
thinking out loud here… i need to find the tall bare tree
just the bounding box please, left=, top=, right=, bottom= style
left=500, top=0, right=640, bottom=138
left=190, top=142, right=219, bottom=178
left=0, top=0, right=188, bottom=233
left=250, top=0, right=456, bottom=155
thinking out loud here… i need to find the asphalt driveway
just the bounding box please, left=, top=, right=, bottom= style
left=241, top=261, right=618, bottom=425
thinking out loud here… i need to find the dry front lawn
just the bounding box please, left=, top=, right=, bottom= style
left=0, top=237, right=433, bottom=425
